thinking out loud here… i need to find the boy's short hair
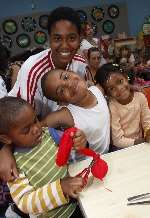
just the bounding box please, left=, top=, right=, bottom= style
left=47, top=7, right=81, bottom=35
left=0, top=97, right=30, bottom=134
left=95, top=63, right=125, bottom=91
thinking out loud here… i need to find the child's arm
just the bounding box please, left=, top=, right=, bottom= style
left=110, top=104, right=135, bottom=148
left=41, top=107, right=74, bottom=128
left=8, top=172, right=83, bottom=214
left=140, top=93, right=150, bottom=139
left=0, top=145, right=18, bottom=181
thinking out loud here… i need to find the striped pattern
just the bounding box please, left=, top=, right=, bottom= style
left=10, top=49, right=86, bottom=108
left=8, top=128, right=76, bottom=217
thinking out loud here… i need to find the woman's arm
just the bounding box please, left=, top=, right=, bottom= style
left=0, top=144, right=18, bottom=181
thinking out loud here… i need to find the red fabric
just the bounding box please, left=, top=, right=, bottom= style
left=56, top=128, right=108, bottom=185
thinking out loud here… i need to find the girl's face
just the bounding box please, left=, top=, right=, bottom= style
left=49, top=20, right=80, bottom=69
left=45, top=70, right=87, bottom=105
left=7, top=105, right=42, bottom=148
left=105, top=72, right=131, bottom=104
left=89, top=51, right=101, bottom=69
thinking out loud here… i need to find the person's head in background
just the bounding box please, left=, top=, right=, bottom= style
left=87, top=47, right=101, bottom=69
left=95, top=63, right=133, bottom=104
left=120, top=46, right=131, bottom=58
left=86, top=47, right=101, bottom=83
left=0, top=97, right=42, bottom=149
left=81, top=22, right=94, bottom=39
left=41, top=69, right=87, bottom=106
left=47, top=7, right=82, bottom=69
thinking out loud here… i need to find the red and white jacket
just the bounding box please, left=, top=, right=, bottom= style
left=9, top=49, right=87, bottom=117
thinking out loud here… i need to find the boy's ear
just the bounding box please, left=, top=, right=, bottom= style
left=0, top=134, right=12, bottom=145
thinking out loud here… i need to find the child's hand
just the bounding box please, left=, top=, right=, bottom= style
left=60, top=176, right=83, bottom=199
left=0, top=145, right=18, bottom=182
left=70, top=129, right=87, bottom=150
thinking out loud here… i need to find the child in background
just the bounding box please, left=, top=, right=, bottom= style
left=95, top=63, right=150, bottom=150
left=41, top=69, right=110, bottom=160
left=0, top=97, right=86, bottom=218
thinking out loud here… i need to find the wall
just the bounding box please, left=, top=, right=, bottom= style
left=1, top=0, right=150, bottom=36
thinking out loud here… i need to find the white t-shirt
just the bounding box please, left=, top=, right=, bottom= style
left=66, top=86, right=110, bottom=160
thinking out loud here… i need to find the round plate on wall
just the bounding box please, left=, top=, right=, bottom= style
left=21, top=16, right=36, bottom=32
left=16, top=34, right=30, bottom=48
left=3, top=19, right=17, bottom=35
left=0, top=35, right=12, bottom=49
left=76, top=10, right=87, bottom=23
left=39, top=15, right=49, bottom=30
left=103, top=20, right=115, bottom=34
left=34, top=31, right=47, bottom=44
left=108, top=5, right=119, bottom=19
left=91, top=7, right=105, bottom=22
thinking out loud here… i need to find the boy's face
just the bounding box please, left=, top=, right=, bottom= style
left=105, top=73, right=131, bottom=104
left=49, top=20, right=80, bottom=69
left=45, top=70, right=87, bottom=105
left=7, top=105, right=42, bottom=148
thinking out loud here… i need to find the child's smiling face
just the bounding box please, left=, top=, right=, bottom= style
left=44, top=69, right=88, bottom=106
left=105, top=72, right=132, bottom=104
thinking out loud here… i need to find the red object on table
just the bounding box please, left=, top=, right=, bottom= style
left=56, top=127, right=108, bottom=185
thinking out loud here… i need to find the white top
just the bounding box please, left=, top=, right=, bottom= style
left=80, top=38, right=99, bottom=51
left=0, top=76, right=7, bottom=98
left=9, top=49, right=87, bottom=117
left=66, top=86, right=110, bottom=157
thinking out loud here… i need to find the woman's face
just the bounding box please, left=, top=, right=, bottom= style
left=49, top=20, right=80, bottom=69
left=89, top=51, right=101, bottom=69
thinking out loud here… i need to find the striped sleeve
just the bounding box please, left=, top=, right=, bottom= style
left=8, top=173, right=69, bottom=215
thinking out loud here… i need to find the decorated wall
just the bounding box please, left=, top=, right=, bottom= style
left=0, top=3, right=129, bottom=56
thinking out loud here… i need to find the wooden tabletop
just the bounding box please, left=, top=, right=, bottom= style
left=69, top=143, right=150, bottom=218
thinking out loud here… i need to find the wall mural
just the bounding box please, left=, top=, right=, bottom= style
left=0, top=3, right=128, bottom=56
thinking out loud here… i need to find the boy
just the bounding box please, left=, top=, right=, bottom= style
left=0, top=97, right=86, bottom=217
left=41, top=69, right=110, bottom=160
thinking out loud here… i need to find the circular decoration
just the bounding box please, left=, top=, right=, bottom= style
left=34, top=31, right=47, bottom=44
left=0, top=35, right=12, bottom=49
left=39, top=15, right=49, bottom=30
left=108, top=5, right=119, bottom=19
left=76, top=10, right=87, bottom=23
left=103, top=20, right=115, bottom=34
left=3, top=19, right=17, bottom=35
left=91, top=23, right=98, bottom=35
left=21, top=16, right=36, bottom=32
left=91, top=7, right=104, bottom=22
left=16, top=34, right=30, bottom=48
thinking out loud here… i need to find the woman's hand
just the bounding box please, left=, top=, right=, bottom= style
left=0, top=145, right=18, bottom=182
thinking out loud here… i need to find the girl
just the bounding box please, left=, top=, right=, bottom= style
left=95, top=63, right=150, bottom=150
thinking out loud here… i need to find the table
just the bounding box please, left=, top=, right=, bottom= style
left=69, top=143, right=150, bottom=218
